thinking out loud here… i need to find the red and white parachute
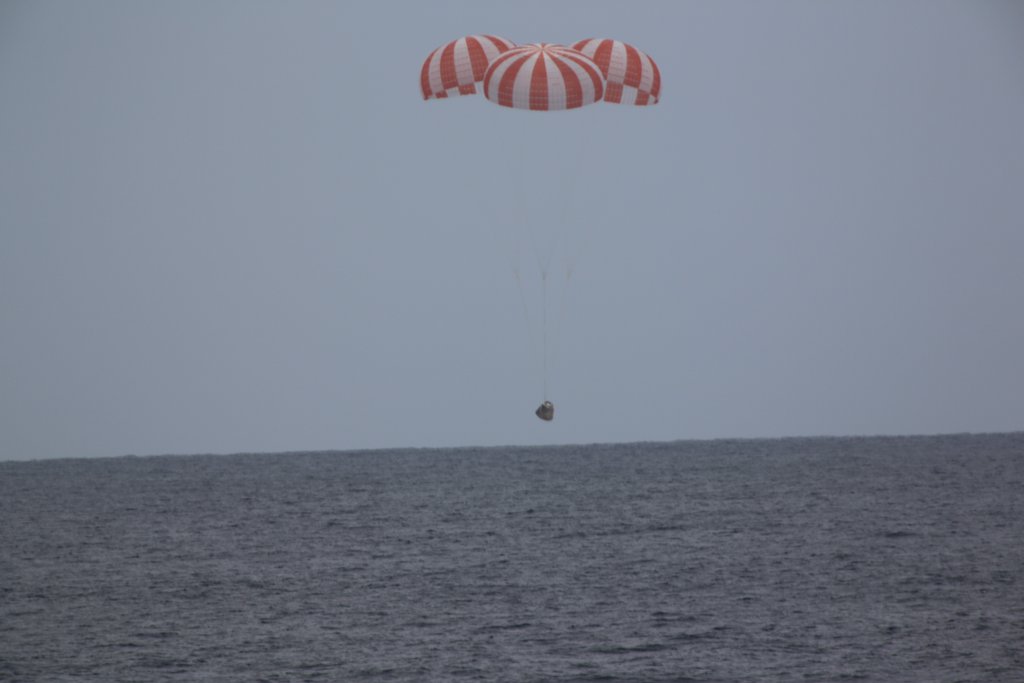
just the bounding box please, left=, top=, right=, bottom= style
left=420, top=35, right=517, bottom=100
left=418, top=34, right=661, bottom=418
left=482, top=43, right=605, bottom=111
left=571, top=38, right=661, bottom=105
left=420, top=35, right=661, bottom=109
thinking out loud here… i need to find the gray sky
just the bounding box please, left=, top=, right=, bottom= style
left=2, top=1, right=1023, bottom=460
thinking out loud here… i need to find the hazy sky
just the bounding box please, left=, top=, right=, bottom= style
left=2, top=1, right=1022, bottom=460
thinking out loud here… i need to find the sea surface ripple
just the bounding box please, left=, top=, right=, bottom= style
left=1, top=433, right=1022, bottom=682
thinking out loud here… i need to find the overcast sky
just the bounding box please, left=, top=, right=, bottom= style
left=2, top=1, right=1022, bottom=460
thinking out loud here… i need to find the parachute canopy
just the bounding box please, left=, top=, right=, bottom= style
left=420, top=35, right=517, bottom=100
left=420, top=35, right=660, bottom=109
left=483, top=43, right=604, bottom=111
left=571, top=38, right=661, bottom=105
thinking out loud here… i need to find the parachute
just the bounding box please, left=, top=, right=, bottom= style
left=571, top=39, right=661, bottom=105
left=420, top=35, right=660, bottom=421
left=421, top=34, right=661, bottom=109
left=483, top=43, right=604, bottom=110
left=420, top=35, right=516, bottom=99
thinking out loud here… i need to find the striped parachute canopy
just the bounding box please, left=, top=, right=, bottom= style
left=483, top=43, right=605, bottom=111
left=571, top=38, right=661, bottom=105
left=420, top=35, right=517, bottom=100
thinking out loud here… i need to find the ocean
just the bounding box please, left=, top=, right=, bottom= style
left=1, top=433, right=1022, bottom=682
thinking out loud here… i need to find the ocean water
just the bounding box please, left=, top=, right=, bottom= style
left=1, top=433, right=1022, bottom=682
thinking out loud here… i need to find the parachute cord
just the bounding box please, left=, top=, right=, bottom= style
left=508, top=140, right=549, bottom=400
left=542, top=268, right=549, bottom=401
left=529, top=198, right=552, bottom=402
left=545, top=130, right=587, bottom=401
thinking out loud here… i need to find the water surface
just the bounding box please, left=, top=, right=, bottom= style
left=2, top=433, right=1022, bottom=681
